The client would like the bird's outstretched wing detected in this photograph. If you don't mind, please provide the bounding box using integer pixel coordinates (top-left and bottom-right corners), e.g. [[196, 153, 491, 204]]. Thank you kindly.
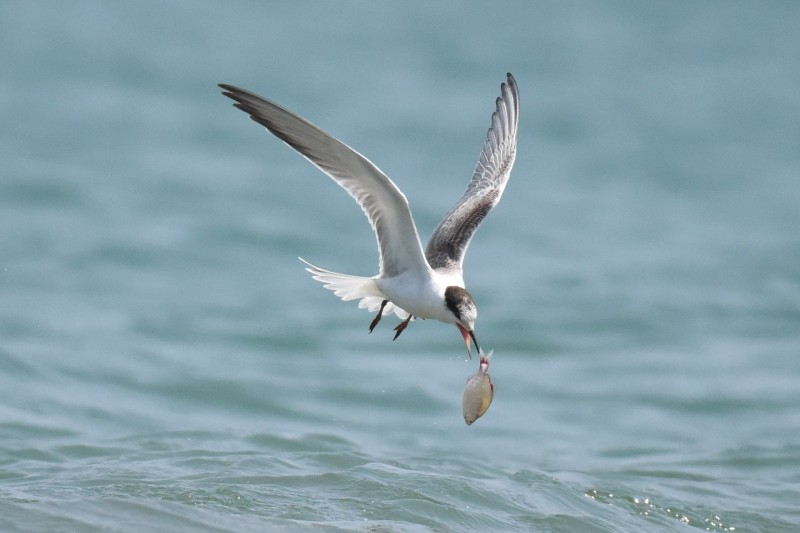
[[425, 73, 519, 273], [220, 84, 429, 278]]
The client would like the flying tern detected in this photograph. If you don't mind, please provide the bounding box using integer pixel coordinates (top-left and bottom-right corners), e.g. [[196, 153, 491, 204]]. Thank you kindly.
[[220, 73, 519, 356]]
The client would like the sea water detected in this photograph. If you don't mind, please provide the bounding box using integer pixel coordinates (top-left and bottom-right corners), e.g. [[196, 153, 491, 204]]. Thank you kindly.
[[2, 2, 799, 531]]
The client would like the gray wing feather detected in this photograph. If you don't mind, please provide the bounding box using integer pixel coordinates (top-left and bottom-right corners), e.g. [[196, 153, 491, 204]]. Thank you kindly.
[[220, 84, 429, 278], [425, 73, 520, 272]]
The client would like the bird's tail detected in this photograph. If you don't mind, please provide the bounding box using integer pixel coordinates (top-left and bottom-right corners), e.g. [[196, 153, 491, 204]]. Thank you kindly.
[[299, 258, 409, 319]]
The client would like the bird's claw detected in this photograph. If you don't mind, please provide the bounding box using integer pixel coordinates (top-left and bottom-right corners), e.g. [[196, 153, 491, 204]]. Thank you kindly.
[[392, 315, 413, 340]]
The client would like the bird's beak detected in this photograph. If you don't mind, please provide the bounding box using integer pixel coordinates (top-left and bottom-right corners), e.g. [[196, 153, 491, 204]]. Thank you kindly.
[[457, 324, 480, 359]]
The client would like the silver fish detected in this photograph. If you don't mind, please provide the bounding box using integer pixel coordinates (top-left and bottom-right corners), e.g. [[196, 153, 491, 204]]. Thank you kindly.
[[462, 350, 494, 425]]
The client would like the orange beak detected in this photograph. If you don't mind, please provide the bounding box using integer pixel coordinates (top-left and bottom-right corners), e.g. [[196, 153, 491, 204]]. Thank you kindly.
[[457, 324, 480, 359]]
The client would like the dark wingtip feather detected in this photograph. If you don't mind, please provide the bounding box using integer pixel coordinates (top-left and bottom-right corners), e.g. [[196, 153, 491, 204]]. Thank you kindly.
[[219, 84, 261, 108], [218, 83, 240, 98]]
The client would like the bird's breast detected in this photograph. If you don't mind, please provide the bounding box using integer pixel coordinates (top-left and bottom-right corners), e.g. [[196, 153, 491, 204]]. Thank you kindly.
[[376, 271, 459, 323]]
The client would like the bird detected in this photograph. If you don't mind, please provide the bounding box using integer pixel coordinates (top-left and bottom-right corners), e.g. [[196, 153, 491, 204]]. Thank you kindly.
[[219, 73, 519, 357]]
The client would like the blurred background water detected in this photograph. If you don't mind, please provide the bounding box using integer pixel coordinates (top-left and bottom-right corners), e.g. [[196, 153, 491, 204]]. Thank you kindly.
[[1, 1, 799, 531]]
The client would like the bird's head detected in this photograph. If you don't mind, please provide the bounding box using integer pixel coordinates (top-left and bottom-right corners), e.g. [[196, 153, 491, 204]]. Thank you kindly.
[[444, 286, 480, 358]]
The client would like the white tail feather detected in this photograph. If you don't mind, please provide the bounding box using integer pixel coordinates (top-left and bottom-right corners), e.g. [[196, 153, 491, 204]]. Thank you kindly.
[[299, 258, 408, 318]]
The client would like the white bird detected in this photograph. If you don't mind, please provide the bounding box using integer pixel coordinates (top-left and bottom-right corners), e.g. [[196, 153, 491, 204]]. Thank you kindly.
[[220, 73, 519, 357]]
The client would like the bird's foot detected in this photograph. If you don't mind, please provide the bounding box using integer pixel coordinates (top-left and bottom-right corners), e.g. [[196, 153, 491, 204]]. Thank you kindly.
[[368, 299, 389, 333], [393, 315, 413, 341]]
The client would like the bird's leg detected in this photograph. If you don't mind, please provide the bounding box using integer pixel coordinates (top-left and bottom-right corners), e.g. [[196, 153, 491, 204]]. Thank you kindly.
[[393, 315, 413, 341], [368, 299, 389, 333]]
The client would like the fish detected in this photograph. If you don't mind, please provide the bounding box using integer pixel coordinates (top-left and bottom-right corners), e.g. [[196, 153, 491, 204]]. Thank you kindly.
[[462, 350, 494, 425]]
